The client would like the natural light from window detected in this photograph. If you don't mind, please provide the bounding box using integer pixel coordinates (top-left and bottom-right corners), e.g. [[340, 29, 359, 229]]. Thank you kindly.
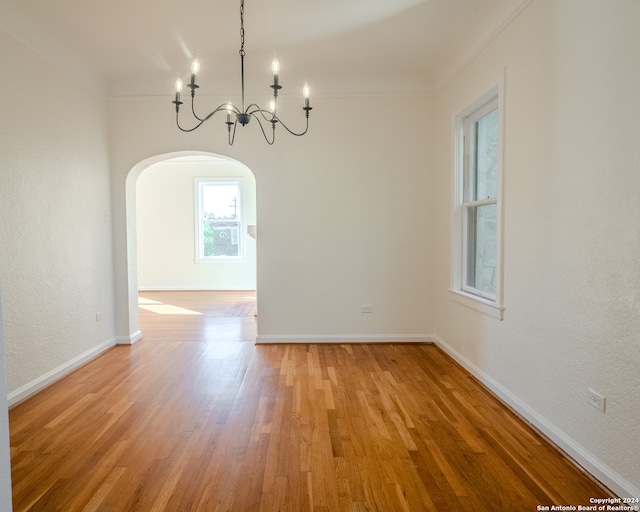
[[138, 296, 202, 315]]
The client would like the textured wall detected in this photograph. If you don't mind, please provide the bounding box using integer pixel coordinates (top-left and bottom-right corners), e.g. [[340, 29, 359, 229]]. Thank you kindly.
[[0, 29, 116, 396], [431, 0, 640, 496], [108, 94, 434, 342], [0, 291, 12, 510]]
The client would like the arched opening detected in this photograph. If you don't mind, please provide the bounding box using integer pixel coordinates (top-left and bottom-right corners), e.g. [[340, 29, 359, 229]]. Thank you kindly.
[[124, 150, 257, 343]]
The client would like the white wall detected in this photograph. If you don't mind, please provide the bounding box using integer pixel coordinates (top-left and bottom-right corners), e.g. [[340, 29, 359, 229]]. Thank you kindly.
[[0, 28, 116, 401], [0, 291, 12, 511], [136, 157, 257, 290], [109, 94, 434, 343], [432, 0, 640, 496]]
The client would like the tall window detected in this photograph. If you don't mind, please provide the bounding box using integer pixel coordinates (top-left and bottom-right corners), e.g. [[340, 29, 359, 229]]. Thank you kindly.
[[455, 91, 503, 315], [195, 179, 242, 260]]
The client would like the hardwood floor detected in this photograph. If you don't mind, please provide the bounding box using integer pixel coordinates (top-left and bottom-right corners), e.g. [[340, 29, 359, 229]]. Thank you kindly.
[[10, 291, 613, 511]]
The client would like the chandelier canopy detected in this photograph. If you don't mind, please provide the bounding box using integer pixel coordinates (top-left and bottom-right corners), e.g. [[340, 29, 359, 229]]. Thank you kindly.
[[172, 0, 312, 145]]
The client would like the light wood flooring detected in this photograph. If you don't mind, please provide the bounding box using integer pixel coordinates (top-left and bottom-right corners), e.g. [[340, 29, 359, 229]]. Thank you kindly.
[[9, 291, 614, 511]]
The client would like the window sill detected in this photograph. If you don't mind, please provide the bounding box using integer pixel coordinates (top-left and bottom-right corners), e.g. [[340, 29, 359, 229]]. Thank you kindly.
[[449, 289, 504, 320], [195, 257, 244, 264]]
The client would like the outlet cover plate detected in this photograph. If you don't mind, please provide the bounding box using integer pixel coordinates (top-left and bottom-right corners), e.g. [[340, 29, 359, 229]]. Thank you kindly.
[[588, 389, 606, 412]]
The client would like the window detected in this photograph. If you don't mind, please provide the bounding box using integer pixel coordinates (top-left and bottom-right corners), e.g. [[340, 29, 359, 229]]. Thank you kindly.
[[453, 90, 503, 317], [195, 179, 242, 261]]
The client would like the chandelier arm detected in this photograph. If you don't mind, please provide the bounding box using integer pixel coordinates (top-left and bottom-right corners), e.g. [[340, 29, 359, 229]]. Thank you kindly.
[[246, 104, 279, 123], [228, 120, 239, 145], [190, 96, 222, 123], [190, 94, 206, 122], [273, 114, 310, 137], [205, 104, 237, 122], [176, 111, 209, 133], [178, 103, 238, 132], [248, 112, 276, 145]]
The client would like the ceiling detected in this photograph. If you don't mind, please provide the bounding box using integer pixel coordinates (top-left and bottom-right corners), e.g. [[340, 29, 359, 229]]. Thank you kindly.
[[0, 0, 530, 98]]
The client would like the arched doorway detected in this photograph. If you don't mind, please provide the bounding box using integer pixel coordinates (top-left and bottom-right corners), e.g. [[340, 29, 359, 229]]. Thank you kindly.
[[124, 151, 257, 343]]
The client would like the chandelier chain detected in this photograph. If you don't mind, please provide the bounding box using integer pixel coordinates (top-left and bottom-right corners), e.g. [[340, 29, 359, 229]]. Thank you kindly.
[[239, 0, 245, 57]]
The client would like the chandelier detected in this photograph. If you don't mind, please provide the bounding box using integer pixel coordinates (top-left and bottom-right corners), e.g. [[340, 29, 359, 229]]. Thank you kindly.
[[172, 0, 312, 145]]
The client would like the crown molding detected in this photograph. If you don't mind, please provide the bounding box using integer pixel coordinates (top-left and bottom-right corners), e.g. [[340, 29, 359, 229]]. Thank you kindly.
[[433, 0, 536, 95]]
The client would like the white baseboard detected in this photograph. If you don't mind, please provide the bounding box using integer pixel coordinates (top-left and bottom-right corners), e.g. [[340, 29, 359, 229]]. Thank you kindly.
[[8, 337, 117, 407], [138, 287, 256, 292], [256, 333, 435, 344], [433, 334, 640, 499], [116, 330, 142, 345]]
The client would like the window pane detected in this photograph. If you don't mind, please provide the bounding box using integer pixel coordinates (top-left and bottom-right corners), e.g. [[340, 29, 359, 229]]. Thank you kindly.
[[204, 222, 239, 257], [474, 109, 498, 200], [201, 182, 240, 258], [466, 203, 497, 295], [202, 184, 239, 219]]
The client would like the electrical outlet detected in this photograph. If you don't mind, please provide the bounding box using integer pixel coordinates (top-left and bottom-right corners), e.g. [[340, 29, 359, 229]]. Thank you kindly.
[[96, 311, 103, 322], [361, 304, 374, 314], [588, 389, 606, 412]]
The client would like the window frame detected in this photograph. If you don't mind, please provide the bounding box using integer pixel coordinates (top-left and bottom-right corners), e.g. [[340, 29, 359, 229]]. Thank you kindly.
[[194, 177, 244, 263], [452, 86, 505, 319]]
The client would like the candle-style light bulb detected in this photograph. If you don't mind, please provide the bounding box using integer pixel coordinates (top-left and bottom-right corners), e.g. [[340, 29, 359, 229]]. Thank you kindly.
[[303, 81, 310, 109], [269, 98, 276, 114], [271, 54, 280, 88], [175, 75, 183, 102], [226, 102, 233, 123], [191, 55, 200, 76], [190, 55, 200, 89]]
